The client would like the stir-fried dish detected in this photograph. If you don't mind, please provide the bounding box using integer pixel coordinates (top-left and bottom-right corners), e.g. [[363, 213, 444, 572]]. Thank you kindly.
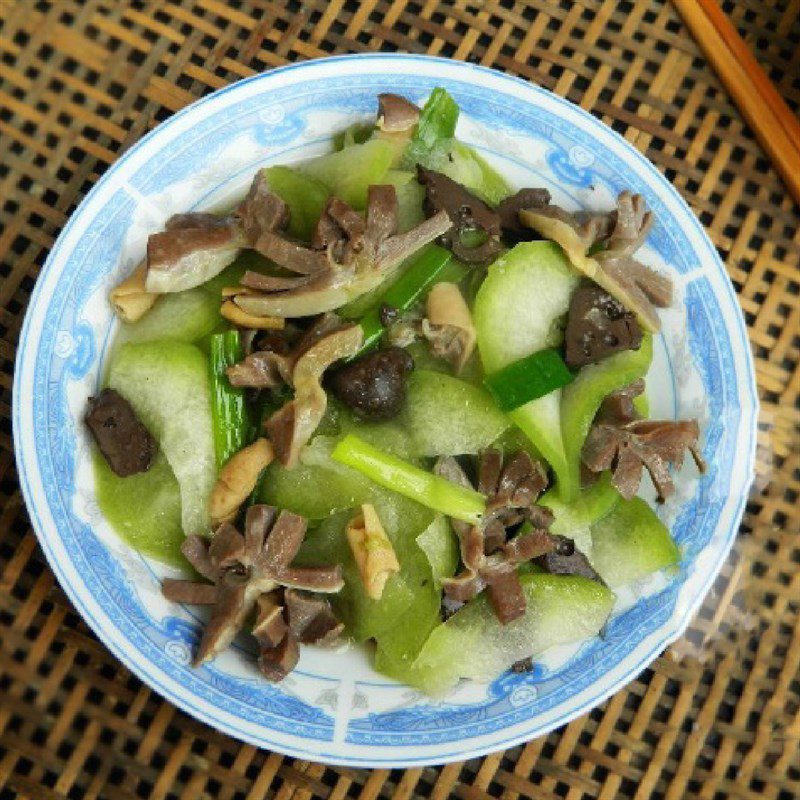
[[86, 89, 705, 694]]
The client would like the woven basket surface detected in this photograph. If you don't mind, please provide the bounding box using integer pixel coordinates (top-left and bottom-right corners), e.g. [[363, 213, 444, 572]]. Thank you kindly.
[[0, 1, 798, 798]]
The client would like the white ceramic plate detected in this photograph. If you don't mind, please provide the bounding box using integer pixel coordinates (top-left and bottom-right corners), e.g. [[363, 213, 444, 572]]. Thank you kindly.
[[13, 54, 757, 766]]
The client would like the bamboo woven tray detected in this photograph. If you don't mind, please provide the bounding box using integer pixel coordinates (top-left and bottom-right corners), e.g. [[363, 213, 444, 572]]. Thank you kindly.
[[0, 1, 797, 798]]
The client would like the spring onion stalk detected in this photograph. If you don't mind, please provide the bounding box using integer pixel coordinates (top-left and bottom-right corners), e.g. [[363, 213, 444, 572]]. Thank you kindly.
[[484, 348, 574, 412], [209, 330, 249, 468], [355, 244, 454, 356], [331, 435, 486, 523], [246, 386, 293, 506]]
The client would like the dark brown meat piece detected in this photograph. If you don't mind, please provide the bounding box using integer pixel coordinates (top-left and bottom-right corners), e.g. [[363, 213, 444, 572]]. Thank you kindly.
[[147, 218, 241, 279], [181, 535, 218, 581], [162, 505, 343, 677], [311, 196, 367, 264], [595, 379, 645, 426], [209, 522, 248, 573], [326, 197, 367, 242], [365, 185, 400, 252], [233, 209, 449, 320], [598, 191, 654, 259], [240, 270, 315, 292], [259, 511, 308, 571], [528, 505, 555, 531], [511, 656, 534, 673], [284, 589, 343, 645], [244, 504, 276, 560], [437, 449, 557, 624], [504, 529, 560, 562], [416, 166, 503, 265], [194, 582, 250, 665], [224, 324, 304, 389], [85, 389, 156, 477], [377, 93, 420, 132], [166, 212, 233, 231], [264, 316, 364, 467], [519, 192, 673, 333], [252, 593, 288, 649], [258, 631, 300, 682], [537, 540, 605, 584], [236, 172, 290, 244], [226, 350, 292, 389], [477, 448, 503, 495], [417, 166, 501, 236], [251, 231, 332, 275], [251, 329, 298, 356], [583, 418, 705, 502], [161, 579, 218, 605], [564, 284, 643, 369], [496, 188, 551, 242], [328, 347, 414, 421], [485, 564, 527, 624], [312, 203, 345, 251], [616, 258, 673, 308], [481, 450, 549, 543]]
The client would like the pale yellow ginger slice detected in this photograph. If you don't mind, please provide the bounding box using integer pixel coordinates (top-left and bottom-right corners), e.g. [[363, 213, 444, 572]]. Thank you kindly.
[[346, 504, 400, 601], [110, 262, 156, 322], [423, 282, 477, 373], [220, 285, 260, 299], [220, 299, 285, 330], [210, 438, 274, 525]]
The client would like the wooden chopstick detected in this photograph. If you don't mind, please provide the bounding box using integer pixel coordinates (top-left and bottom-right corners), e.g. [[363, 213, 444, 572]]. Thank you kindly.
[[672, 0, 800, 205]]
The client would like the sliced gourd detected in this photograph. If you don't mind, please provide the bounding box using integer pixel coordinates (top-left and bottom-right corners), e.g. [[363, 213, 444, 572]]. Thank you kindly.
[[258, 460, 377, 519], [299, 139, 395, 210], [415, 513, 459, 589], [491, 425, 544, 463], [412, 574, 615, 694], [116, 287, 219, 346], [295, 512, 416, 641], [633, 389, 649, 418], [334, 123, 376, 151], [539, 472, 620, 556], [336, 415, 414, 459], [401, 370, 510, 457], [333, 370, 508, 459], [384, 169, 425, 232], [444, 141, 511, 206], [374, 514, 458, 682], [107, 341, 215, 537], [263, 165, 330, 241], [590, 497, 680, 587], [475, 241, 580, 490], [411, 139, 511, 207], [93, 451, 185, 567]]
